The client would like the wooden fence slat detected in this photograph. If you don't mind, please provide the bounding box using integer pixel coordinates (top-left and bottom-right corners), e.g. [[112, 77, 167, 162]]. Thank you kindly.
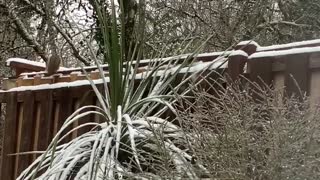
[[36, 90, 54, 154], [52, 102, 60, 137], [69, 86, 96, 137], [72, 100, 80, 139], [15, 91, 35, 177], [77, 92, 96, 136], [94, 98, 102, 124], [14, 102, 23, 179], [284, 54, 310, 99], [0, 92, 18, 180], [246, 57, 274, 102], [32, 102, 41, 162], [248, 57, 273, 87], [91, 84, 105, 123], [57, 88, 74, 143]]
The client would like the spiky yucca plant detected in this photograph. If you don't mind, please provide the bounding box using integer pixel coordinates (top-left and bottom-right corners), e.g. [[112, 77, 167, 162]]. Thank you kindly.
[[17, 0, 226, 179]]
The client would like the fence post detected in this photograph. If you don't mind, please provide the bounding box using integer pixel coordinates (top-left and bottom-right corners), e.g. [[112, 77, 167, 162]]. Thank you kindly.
[[227, 54, 248, 81], [228, 41, 258, 81]]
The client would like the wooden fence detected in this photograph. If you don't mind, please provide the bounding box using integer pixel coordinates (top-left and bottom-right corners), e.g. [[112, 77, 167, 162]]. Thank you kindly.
[[1, 39, 320, 179], [231, 39, 320, 106], [0, 85, 103, 180]]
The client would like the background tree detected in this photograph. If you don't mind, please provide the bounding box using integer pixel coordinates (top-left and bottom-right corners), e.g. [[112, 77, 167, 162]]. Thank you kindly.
[[1, 0, 320, 74], [143, 0, 320, 55]]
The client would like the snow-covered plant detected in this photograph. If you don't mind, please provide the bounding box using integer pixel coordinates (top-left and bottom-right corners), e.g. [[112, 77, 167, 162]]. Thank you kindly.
[[17, 0, 226, 179]]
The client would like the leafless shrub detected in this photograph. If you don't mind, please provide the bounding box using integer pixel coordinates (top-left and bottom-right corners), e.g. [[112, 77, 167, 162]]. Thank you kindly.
[[175, 78, 320, 179]]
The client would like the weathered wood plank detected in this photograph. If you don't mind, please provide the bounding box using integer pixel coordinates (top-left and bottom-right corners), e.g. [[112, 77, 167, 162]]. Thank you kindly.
[[247, 57, 273, 101], [248, 57, 273, 87], [69, 86, 96, 137], [15, 91, 35, 177], [32, 102, 41, 162], [0, 92, 18, 180], [77, 92, 96, 136], [284, 54, 310, 99], [35, 90, 54, 157], [71, 100, 80, 139], [57, 88, 74, 144]]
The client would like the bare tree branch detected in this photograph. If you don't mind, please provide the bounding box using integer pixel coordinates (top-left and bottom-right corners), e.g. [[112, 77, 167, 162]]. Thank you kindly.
[[4, 3, 48, 62], [257, 21, 312, 29], [18, 0, 90, 65]]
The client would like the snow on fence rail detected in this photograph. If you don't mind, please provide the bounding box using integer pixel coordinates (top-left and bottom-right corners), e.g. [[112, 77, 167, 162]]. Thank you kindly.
[[2, 39, 320, 179], [1, 51, 243, 90]]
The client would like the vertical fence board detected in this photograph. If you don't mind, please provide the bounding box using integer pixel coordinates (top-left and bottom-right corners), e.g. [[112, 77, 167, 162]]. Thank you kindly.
[[248, 57, 273, 86], [71, 100, 80, 139], [52, 102, 60, 137], [94, 84, 106, 124], [70, 86, 96, 136], [36, 90, 54, 155], [32, 102, 41, 161], [14, 101, 23, 179], [94, 97, 104, 124], [0, 92, 17, 180], [285, 54, 310, 99], [16, 91, 35, 176], [77, 92, 95, 136], [57, 88, 74, 143], [248, 57, 273, 101]]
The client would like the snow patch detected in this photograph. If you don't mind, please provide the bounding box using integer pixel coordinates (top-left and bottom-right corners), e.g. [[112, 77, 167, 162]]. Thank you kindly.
[[4, 78, 109, 92], [134, 58, 228, 79], [258, 39, 320, 51], [134, 50, 246, 66], [6, 58, 46, 67], [249, 46, 320, 59], [188, 50, 248, 58], [62, 64, 108, 72], [237, 40, 260, 47], [229, 50, 248, 57], [178, 58, 228, 73], [6, 58, 70, 70], [20, 71, 46, 76], [59, 67, 70, 70]]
